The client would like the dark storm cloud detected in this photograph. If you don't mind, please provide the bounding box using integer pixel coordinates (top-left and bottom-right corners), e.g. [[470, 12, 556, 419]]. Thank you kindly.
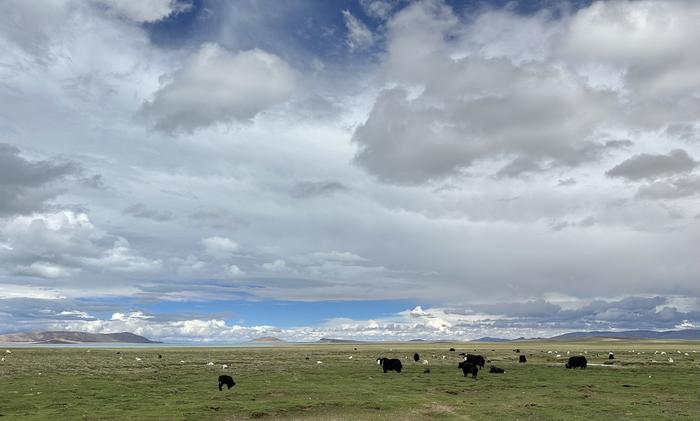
[[0, 143, 78, 215], [606, 149, 697, 181]]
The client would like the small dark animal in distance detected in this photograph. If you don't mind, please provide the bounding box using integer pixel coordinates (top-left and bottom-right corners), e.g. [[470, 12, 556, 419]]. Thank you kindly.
[[413, 353, 420, 362], [566, 355, 587, 369], [514, 349, 520, 353], [489, 365, 505, 373], [519, 355, 527, 363], [608, 352, 614, 360], [377, 357, 402, 373], [458, 361, 478, 378], [424, 369, 431, 373], [449, 348, 455, 352], [158, 354, 162, 359], [218, 375, 236, 391], [458, 352, 467, 356]]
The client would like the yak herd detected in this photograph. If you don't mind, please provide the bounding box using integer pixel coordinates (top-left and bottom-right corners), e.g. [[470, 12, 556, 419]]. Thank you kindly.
[[218, 348, 592, 391], [372, 349, 588, 381]]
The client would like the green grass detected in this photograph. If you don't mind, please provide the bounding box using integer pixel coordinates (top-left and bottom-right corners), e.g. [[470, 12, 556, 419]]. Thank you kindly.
[[1, 341, 699, 420]]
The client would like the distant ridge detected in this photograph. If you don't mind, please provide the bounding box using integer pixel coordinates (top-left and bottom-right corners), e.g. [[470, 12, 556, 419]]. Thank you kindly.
[[551, 329, 700, 340], [0, 331, 158, 344], [248, 336, 287, 343], [318, 338, 365, 344], [473, 337, 511, 342]]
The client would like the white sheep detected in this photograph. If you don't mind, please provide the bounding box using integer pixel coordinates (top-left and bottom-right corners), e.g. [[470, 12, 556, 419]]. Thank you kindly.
[[677, 350, 682, 354], [207, 362, 214, 366], [1, 357, 4, 362], [180, 360, 185, 363], [441, 355, 446, 359], [348, 356, 353, 359], [135, 357, 142, 361], [668, 357, 674, 363], [661, 351, 666, 355], [684, 353, 689, 356], [5, 350, 10, 354], [222, 364, 228, 369], [556, 354, 562, 358], [422, 359, 429, 365], [316, 361, 323, 364], [547, 351, 552, 354]]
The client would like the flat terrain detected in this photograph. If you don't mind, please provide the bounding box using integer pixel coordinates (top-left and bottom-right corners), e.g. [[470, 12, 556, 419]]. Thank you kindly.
[[1, 340, 699, 420]]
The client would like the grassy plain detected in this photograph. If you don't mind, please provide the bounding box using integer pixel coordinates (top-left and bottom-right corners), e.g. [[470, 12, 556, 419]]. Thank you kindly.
[[0, 340, 698, 420]]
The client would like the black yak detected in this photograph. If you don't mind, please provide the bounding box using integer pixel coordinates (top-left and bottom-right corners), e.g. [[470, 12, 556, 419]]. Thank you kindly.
[[218, 375, 236, 391], [377, 357, 402, 373], [489, 365, 505, 373], [413, 353, 420, 362], [565, 355, 587, 369], [608, 352, 614, 360], [465, 354, 486, 368], [519, 355, 527, 363], [449, 348, 456, 352], [458, 361, 478, 378]]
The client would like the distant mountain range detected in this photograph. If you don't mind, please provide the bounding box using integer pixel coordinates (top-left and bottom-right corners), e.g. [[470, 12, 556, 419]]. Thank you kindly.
[[473, 337, 512, 342], [2, 329, 698, 345], [0, 331, 158, 344], [550, 329, 700, 340]]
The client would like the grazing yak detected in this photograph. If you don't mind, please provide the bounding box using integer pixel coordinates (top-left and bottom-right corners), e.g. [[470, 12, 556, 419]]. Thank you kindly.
[[449, 348, 456, 352], [413, 353, 420, 362], [608, 352, 615, 360], [565, 355, 587, 369], [489, 366, 505, 373], [218, 375, 236, 391], [377, 357, 403, 373], [519, 355, 527, 363], [465, 354, 486, 368], [458, 361, 478, 378]]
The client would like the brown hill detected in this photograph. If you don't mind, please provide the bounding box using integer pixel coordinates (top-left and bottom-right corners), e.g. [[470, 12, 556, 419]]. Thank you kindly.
[[0, 331, 158, 344]]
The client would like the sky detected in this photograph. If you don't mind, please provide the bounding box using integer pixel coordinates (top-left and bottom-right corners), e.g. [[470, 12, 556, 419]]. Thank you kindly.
[[1, 0, 699, 343]]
